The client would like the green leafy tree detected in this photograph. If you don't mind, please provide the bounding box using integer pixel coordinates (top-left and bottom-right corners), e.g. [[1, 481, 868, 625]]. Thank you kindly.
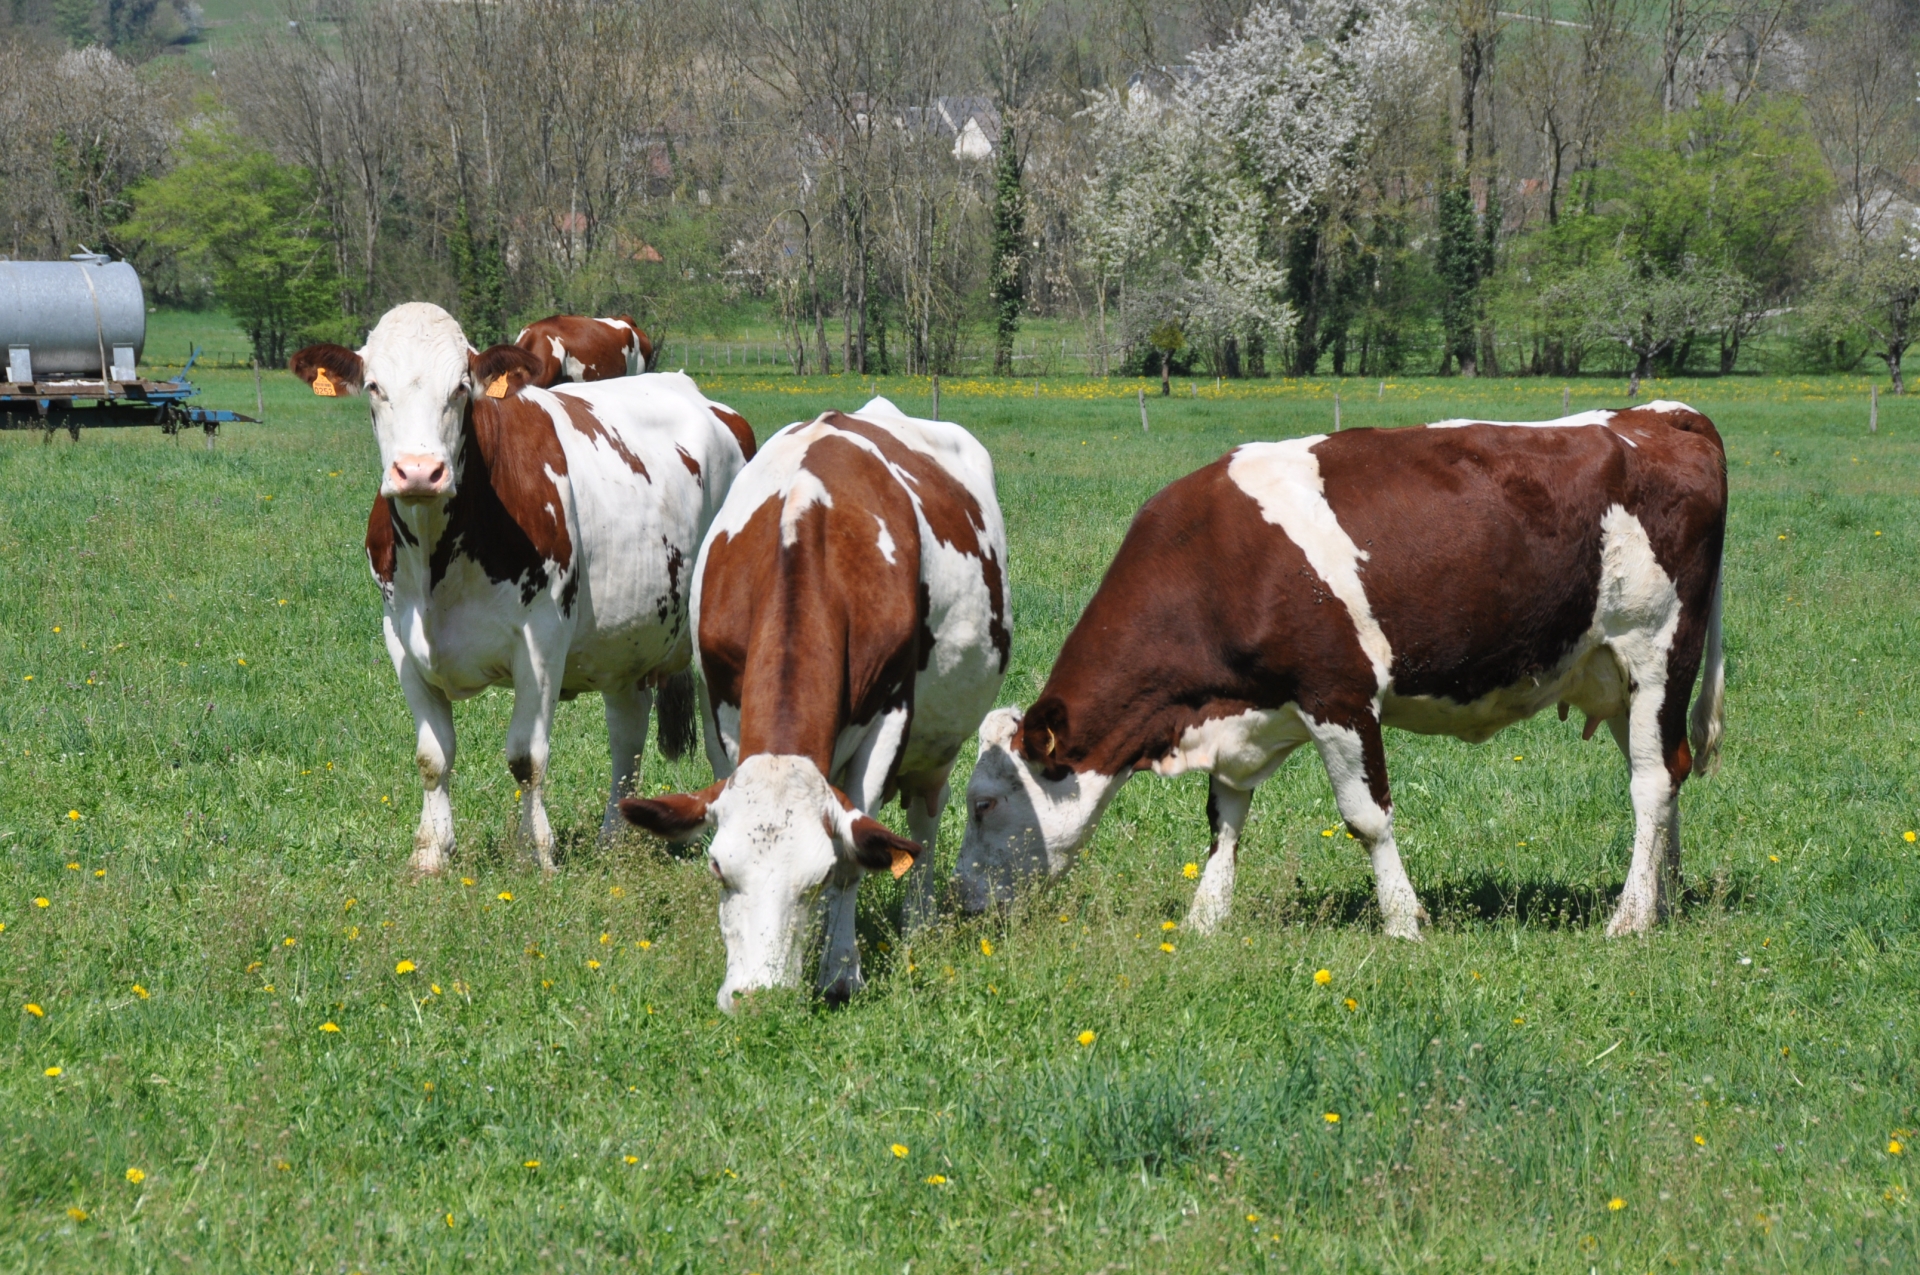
[[989, 124, 1026, 376], [121, 123, 342, 366]]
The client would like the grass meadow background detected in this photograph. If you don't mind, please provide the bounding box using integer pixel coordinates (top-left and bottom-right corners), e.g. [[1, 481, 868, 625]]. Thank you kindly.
[[0, 347, 1915, 1271]]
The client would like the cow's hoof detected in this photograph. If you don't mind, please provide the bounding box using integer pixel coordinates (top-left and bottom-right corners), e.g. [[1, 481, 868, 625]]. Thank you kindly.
[[819, 975, 863, 1007], [1382, 913, 1424, 941], [408, 848, 451, 876]]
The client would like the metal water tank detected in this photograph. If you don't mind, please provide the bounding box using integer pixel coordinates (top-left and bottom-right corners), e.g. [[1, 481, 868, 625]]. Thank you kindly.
[[0, 253, 146, 382]]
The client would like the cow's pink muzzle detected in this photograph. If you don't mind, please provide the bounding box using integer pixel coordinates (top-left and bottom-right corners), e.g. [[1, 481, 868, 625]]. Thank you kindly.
[[386, 454, 453, 502]]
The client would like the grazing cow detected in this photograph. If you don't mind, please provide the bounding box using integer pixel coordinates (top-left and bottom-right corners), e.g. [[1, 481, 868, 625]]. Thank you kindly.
[[955, 401, 1726, 940], [514, 314, 653, 386], [289, 302, 756, 872], [619, 397, 1011, 1009]]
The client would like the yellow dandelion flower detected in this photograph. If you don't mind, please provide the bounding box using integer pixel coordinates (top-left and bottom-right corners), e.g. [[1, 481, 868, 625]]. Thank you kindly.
[[1324, 1112, 1340, 1124], [1161, 920, 1177, 931], [33, 897, 49, 908], [262, 984, 274, 993], [460, 877, 474, 886], [979, 938, 993, 957], [587, 959, 601, 970], [1769, 854, 1780, 862], [65, 862, 78, 870], [43, 1066, 61, 1077], [497, 891, 513, 902], [430, 983, 441, 995], [1694, 1134, 1705, 1145], [132, 984, 148, 999], [1077, 1030, 1097, 1046], [282, 937, 296, 947], [925, 1174, 947, 1185], [319, 1021, 340, 1033], [1182, 862, 1199, 879], [67, 1207, 87, 1221], [1906, 832, 1917, 843], [1891, 1139, 1905, 1156], [1608, 1197, 1625, 1211], [599, 932, 611, 945], [1344, 997, 1358, 1011], [395, 960, 415, 974], [891, 1143, 909, 1158], [1512, 755, 1523, 762], [524, 1160, 540, 1169], [24, 1003, 44, 1017], [1246, 1213, 1260, 1223], [93, 868, 104, 878], [1160, 942, 1175, 953], [124, 1168, 145, 1185], [610, 885, 626, 897], [275, 1160, 291, 1171], [624, 1155, 638, 1165], [1513, 1016, 1526, 1025], [1321, 829, 1334, 837], [1314, 969, 1331, 985], [637, 939, 652, 950]]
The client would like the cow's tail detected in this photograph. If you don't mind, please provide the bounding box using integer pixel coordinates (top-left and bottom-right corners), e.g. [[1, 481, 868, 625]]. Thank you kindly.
[[656, 669, 699, 761], [1688, 564, 1725, 778]]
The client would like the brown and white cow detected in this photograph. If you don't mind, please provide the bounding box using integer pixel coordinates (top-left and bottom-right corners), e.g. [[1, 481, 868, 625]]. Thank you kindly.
[[290, 302, 755, 872], [620, 397, 1011, 1009], [514, 314, 653, 386], [955, 401, 1727, 940]]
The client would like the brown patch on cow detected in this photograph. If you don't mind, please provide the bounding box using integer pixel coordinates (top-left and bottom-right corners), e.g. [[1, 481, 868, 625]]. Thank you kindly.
[[821, 412, 1010, 671], [514, 315, 645, 387], [697, 435, 923, 776], [1022, 419, 1726, 806], [289, 344, 364, 395], [676, 445, 702, 478], [424, 393, 574, 607], [469, 344, 543, 398], [621, 781, 724, 841], [365, 495, 403, 586], [554, 394, 649, 481], [709, 404, 757, 462]]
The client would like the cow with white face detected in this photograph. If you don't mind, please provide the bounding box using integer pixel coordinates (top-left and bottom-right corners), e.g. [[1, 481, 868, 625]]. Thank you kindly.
[[620, 398, 1011, 1010], [290, 302, 756, 872], [956, 402, 1728, 940]]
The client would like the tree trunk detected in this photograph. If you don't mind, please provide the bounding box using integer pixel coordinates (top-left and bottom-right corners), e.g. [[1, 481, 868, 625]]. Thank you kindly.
[[1888, 344, 1908, 395], [1629, 350, 1650, 397], [1161, 351, 1170, 396]]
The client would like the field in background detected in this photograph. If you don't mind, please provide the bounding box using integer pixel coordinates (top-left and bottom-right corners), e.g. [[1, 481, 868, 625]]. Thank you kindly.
[[0, 370, 1914, 1271]]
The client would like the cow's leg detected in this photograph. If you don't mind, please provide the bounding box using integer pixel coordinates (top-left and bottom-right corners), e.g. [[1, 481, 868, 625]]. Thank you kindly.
[[1187, 777, 1253, 934], [399, 661, 457, 874], [505, 639, 566, 872], [1604, 685, 1688, 937], [818, 707, 910, 1003], [599, 681, 654, 844], [900, 774, 951, 933], [1308, 712, 1423, 939]]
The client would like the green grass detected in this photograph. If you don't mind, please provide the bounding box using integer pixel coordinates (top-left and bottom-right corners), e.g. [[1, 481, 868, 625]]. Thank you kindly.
[[0, 369, 1915, 1271]]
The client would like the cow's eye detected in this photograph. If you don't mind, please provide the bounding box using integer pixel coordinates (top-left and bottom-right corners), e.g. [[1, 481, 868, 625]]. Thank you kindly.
[[973, 797, 997, 822]]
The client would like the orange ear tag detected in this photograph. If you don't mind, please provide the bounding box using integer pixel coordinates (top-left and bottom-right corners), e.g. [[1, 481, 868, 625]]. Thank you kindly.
[[486, 375, 510, 399], [312, 369, 336, 397], [889, 846, 915, 879]]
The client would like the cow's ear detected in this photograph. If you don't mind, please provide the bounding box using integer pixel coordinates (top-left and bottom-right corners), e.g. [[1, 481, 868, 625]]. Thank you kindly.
[[1020, 696, 1072, 776], [289, 344, 364, 397], [619, 781, 722, 843], [979, 706, 1024, 751], [843, 814, 923, 879], [469, 343, 544, 399]]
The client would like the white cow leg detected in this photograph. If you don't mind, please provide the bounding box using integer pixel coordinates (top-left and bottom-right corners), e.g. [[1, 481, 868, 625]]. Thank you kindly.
[[1187, 777, 1252, 935], [506, 647, 564, 872], [901, 778, 950, 934], [1605, 690, 1680, 937], [1309, 712, 1422, 940], [400, 664, 457, 874], [816, 866, 864, 1005], [600, 681, 654, 844]]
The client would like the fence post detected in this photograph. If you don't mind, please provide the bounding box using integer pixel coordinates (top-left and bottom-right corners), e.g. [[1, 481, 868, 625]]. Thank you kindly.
[[931, 375, 939, 421], [1870, 384, 1879, 434], [1563, 385, 1570, 413], [1138, 386, 1149, 434], [1378, 379, 1384, 399], [253, 358, 263, 422], [1334, 389, 1342, 431]]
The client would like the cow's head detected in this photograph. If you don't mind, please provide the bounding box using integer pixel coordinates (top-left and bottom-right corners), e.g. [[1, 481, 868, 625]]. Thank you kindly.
[[619, 754, 920, 1011], [953, 704, 1121, 913], [290, 303, 541, 505]]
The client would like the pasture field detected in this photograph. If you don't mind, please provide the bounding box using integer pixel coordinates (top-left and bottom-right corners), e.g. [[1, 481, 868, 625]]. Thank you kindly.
[[0, 368, 1914, 1272]]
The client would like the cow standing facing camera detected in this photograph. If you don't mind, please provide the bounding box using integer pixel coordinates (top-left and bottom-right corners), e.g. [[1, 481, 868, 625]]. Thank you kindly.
[[514, 314, 652, 386], [956, 402, 1727, 940], [620, 398, 1011, 1011], [290, 302, 755, 873]]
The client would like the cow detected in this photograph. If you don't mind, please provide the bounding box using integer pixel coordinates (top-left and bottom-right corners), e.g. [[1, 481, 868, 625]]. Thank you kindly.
[[289, 302, 756, 873], [618, 397, 1012, 1010], [514, 314, 653, 386], [954, 401, 1727, 941]]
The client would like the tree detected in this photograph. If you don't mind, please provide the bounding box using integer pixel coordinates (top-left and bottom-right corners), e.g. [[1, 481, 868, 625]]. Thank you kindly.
[[1549, 257, 1744, 395], [1812, 232, 1920, 394], [121, 124, 342, 365], [989, 124, 1026, 374]]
